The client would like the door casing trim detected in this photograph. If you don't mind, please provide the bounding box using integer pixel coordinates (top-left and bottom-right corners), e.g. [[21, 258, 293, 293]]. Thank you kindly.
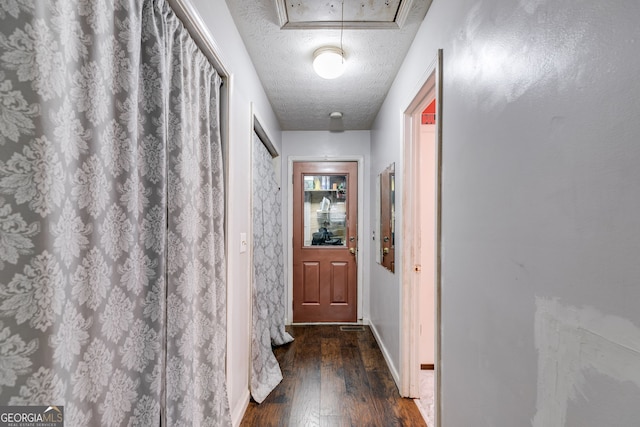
[[400, 49, 443, 427], [286, 155, 365, 324]]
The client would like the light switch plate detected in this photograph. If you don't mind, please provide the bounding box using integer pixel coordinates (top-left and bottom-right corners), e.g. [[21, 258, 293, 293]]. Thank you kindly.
[[240, 233, 247, 253]]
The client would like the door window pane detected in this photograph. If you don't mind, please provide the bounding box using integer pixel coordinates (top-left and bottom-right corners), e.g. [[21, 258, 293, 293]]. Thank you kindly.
[[303, 174, 347, 247]]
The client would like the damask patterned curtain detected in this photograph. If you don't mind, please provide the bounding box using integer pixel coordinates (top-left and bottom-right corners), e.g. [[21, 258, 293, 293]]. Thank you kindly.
[[0, 0, 230, 425], [250, 131, 293, 403]]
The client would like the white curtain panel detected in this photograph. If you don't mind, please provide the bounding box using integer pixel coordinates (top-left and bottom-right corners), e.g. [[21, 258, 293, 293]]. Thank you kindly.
[[250, 131, 293, 403], [0, 0, 230, 425]]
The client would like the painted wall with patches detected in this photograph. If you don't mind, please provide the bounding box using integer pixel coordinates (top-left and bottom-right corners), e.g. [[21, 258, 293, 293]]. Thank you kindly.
[[370, 0, 640, 424]]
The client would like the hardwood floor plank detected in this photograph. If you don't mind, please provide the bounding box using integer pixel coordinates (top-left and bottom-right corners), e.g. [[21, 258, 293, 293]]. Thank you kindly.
[[320, 415, 352, 427], [341, 339, 382, 426], [240, 325, 427, 427], [288, 325, 321, 427], [357, 330, 428, 427], [357, 328, 385, 371], [320, 337, 347, 417]]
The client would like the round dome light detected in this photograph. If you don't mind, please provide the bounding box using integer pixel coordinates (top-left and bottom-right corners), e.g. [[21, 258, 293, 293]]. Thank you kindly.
[[313, 47, 346, 79]]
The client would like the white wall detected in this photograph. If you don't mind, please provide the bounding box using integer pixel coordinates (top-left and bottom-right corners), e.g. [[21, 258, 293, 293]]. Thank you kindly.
[[371, 0, 640, 425], [185, 1, 282, 424], [282, 131, 372, 323], [368, 73, 405, 381]]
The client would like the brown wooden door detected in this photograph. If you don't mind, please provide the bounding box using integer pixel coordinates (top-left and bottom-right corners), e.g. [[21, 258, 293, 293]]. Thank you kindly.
[[292, 161, 358, 322]]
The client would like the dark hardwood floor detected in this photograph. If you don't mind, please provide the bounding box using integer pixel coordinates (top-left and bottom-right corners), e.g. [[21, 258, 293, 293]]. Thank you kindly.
[[240, 325, 427, 427]]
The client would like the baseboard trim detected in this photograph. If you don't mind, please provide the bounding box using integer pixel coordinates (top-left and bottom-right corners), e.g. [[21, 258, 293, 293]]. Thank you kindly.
[[368, 321, 400, 390], [231, 388, 250, 427], [421, 364, 434, 370]]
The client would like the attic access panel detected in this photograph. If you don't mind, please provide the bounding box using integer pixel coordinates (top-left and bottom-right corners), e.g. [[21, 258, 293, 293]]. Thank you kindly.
[[276, 0, 416, 29]]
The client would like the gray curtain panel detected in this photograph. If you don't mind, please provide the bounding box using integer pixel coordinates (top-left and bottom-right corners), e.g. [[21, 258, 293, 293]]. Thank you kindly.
[[0, 0, 230, 425], [250, 131, 293, 403]]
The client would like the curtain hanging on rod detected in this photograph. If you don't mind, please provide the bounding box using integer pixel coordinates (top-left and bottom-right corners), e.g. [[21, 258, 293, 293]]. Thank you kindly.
[[0, 0, 230, 424], [250, 131, 293, 403]]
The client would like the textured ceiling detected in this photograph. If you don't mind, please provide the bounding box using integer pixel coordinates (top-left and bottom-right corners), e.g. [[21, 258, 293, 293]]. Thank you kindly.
[[225, 0, 432, 131]]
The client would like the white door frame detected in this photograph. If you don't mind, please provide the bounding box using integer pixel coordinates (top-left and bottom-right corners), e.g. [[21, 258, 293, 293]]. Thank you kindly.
[[286, 155, 365, 324], [400, 49, 443, 426]]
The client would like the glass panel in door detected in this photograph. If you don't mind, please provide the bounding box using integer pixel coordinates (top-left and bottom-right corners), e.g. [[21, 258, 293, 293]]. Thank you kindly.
[[303, 174, 347, 247]]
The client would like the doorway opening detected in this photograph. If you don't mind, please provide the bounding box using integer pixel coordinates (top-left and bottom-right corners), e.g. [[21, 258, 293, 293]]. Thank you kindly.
[[400, 49, 443, 427]]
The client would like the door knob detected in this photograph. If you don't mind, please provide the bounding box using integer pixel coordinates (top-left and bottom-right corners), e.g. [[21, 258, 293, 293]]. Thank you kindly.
[[349, 247, 356, 254], [383, 247, 389, 255]]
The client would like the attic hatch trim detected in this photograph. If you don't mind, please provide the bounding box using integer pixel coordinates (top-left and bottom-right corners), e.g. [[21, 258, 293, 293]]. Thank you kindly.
[[275, 0, 415, 30]]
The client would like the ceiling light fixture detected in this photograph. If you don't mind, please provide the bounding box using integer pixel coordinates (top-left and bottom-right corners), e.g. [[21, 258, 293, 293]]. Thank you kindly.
[[313, 0, 346, 79], [313, 47, 346, 79]]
